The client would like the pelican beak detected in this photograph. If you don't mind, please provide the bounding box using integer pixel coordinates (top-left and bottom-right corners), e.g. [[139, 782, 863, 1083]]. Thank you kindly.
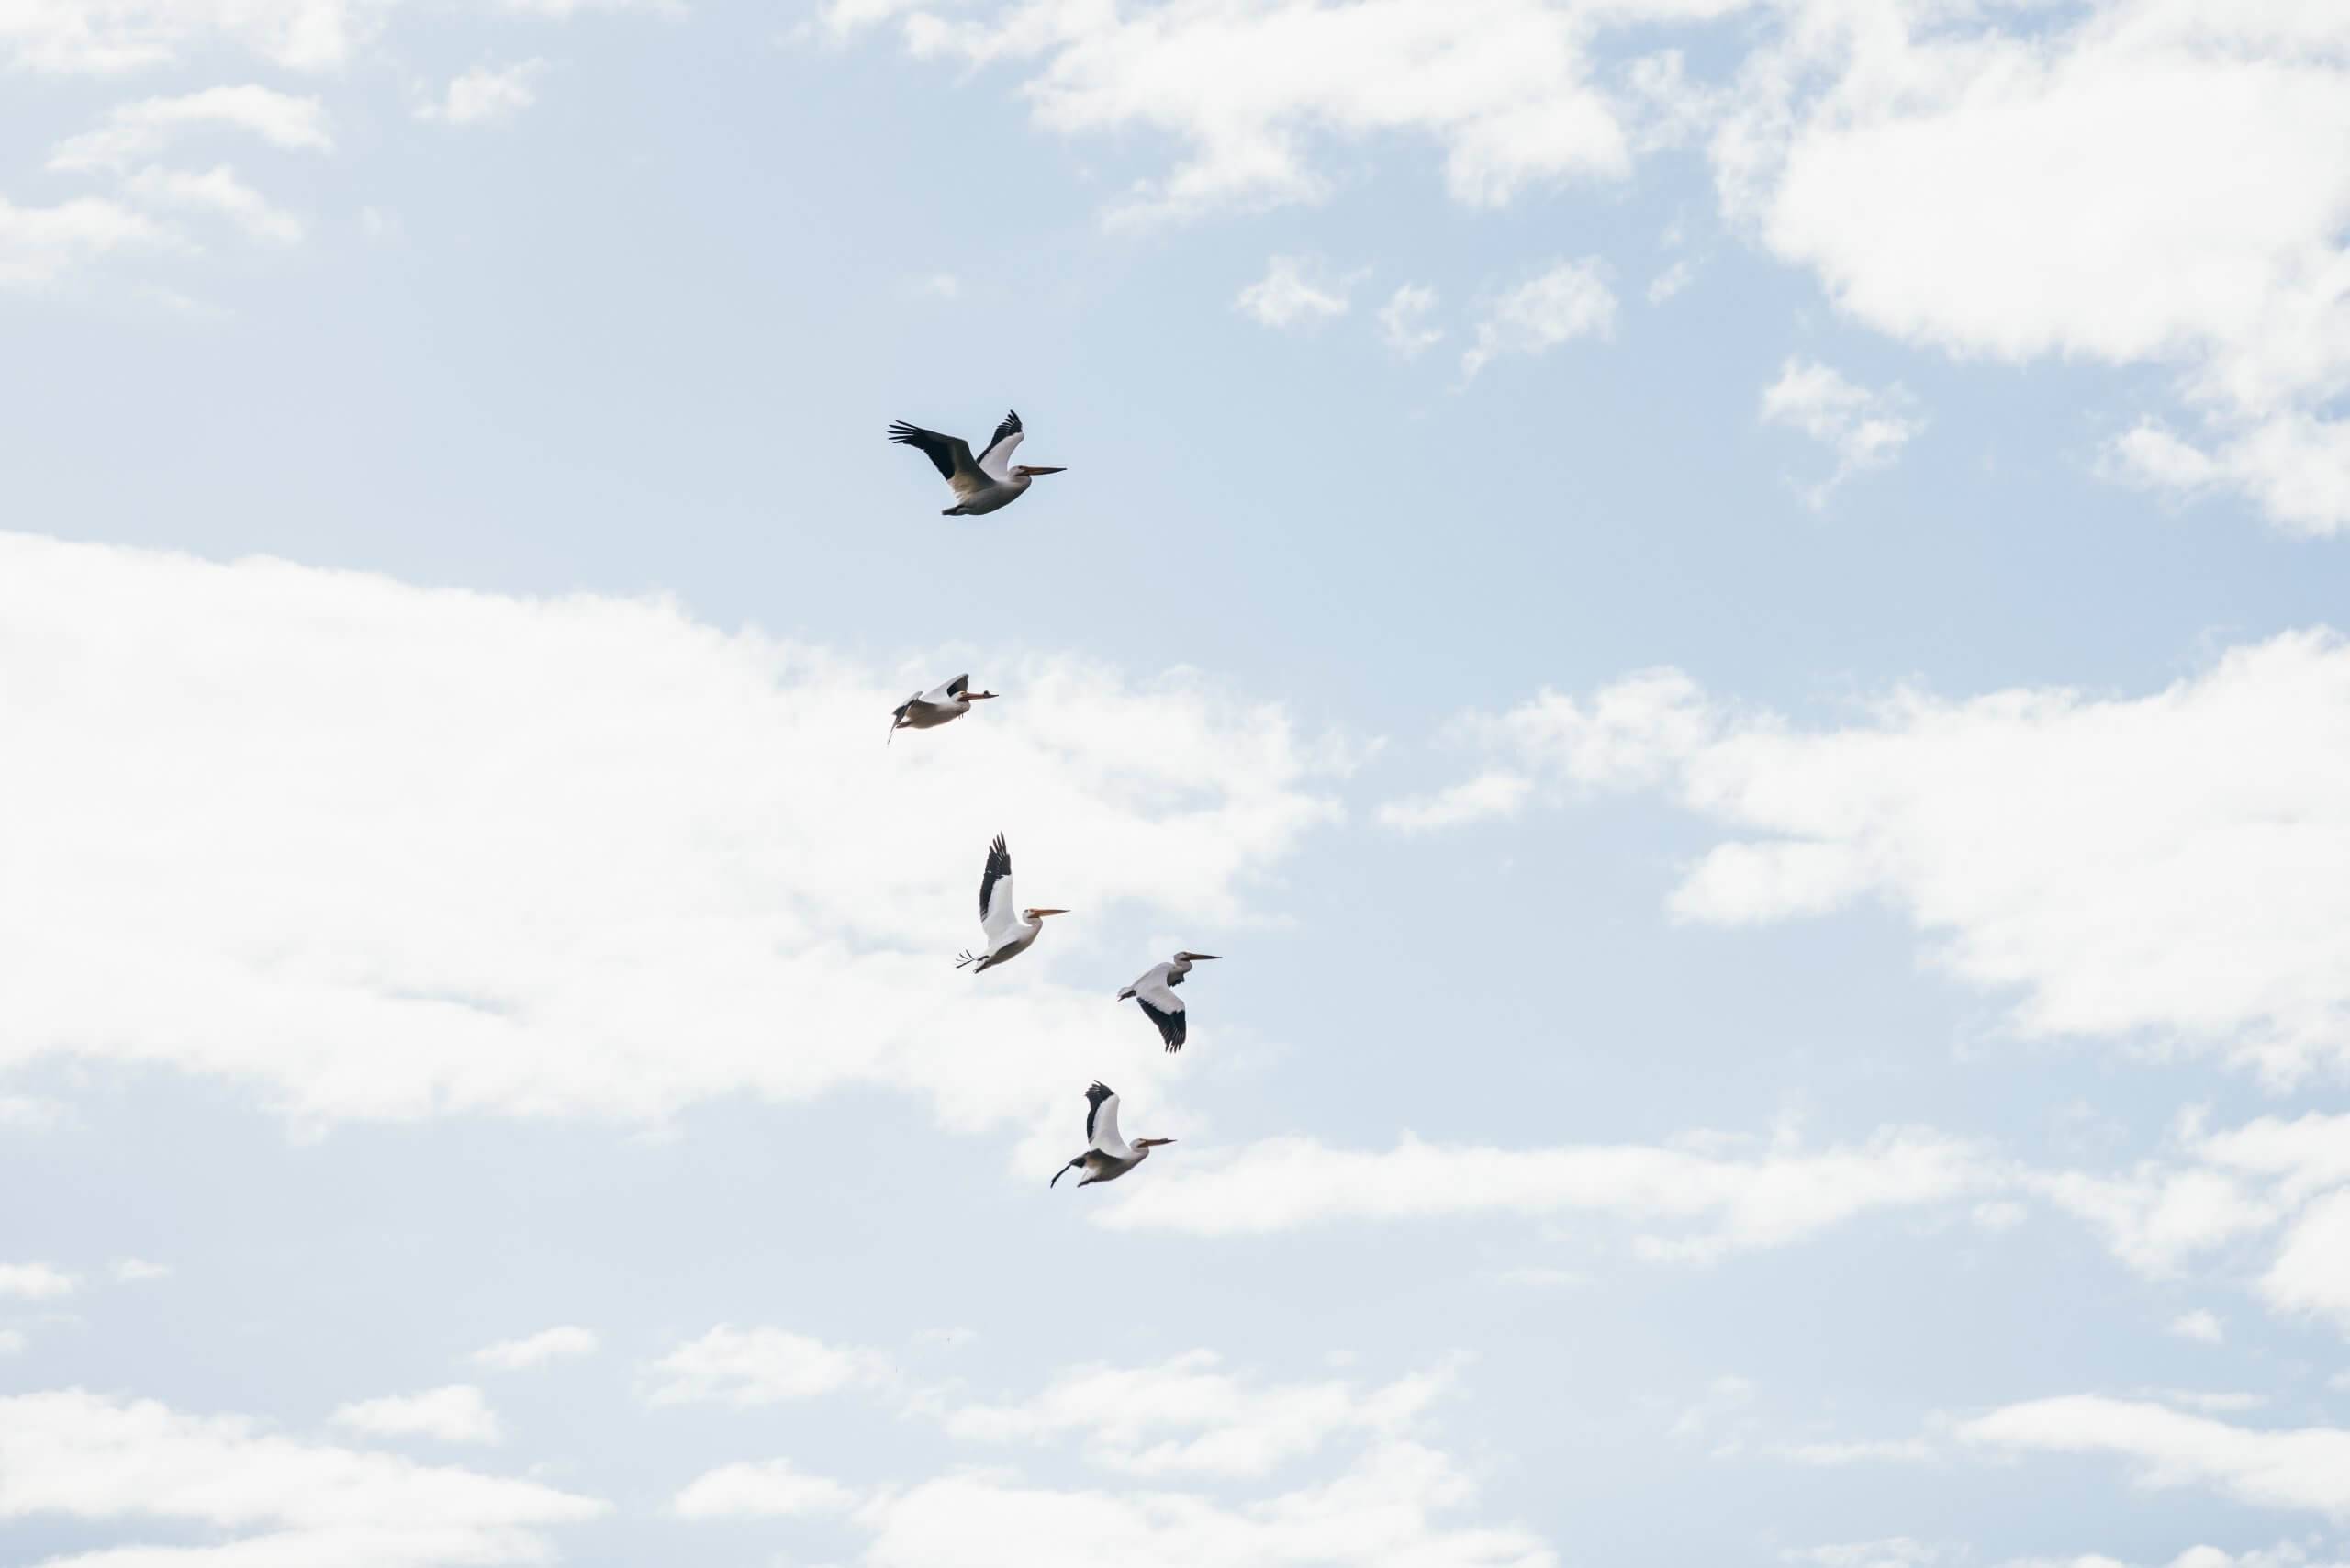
[[968, 690, 1000, 700], [1032, 908, 1069, 918], [1185, 953, 1221, 961], [1136, 1137, 1175, 1148], [1025, 465, 1066, 475]]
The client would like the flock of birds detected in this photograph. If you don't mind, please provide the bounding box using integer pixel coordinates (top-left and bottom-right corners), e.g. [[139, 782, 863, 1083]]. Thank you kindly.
[[889, 408, 1193, 1192]]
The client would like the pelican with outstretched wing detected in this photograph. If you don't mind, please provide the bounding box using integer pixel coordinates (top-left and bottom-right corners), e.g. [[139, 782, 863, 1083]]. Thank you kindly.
[[887, 409, 1065, 516], [1118, 952, 1221, 1052], [1050, 1081, 1174, 1188], [890, 673, 996, 743], [955, 834, 1068, 972]]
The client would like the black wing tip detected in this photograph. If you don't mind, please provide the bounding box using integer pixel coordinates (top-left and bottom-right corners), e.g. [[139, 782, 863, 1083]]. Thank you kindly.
[[947, 673, 970, 695], [1086, 1080, 1113, 1102]]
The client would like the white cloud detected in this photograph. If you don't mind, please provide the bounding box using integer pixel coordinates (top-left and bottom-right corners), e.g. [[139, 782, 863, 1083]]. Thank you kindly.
[[939, 1350, 1448, 1480], [330, 1385, 503, 1446], [2259, 1188, 2350, 1332], [1094, 1125, 1995, 1253], [1759, 356, 1922, 504], [2109, 413, 2350, 537], [469, 1325, 597, 1371], [0, 0, 366, 73], [123, 164, 303, 244], [2169, 1309, 2225, 1344], [1717, 1, 2350, 534], [50, 85, 332, 172], [112, 1257, 171, 1283], [673, 1458, 860, 1519], [0, 533, 1336, 1148], [1404, 634, 2350, 1081], [643, 1325, 892, 1406], [0, 1388, 602, 1564], [1460, 259, 1616, 380], [1377, 770, 1530, 833], [1236, 256, 1353, 329], [834, 0, 1664, 225], [1961, 1394, 2350, 1516], [0, 196, 176, 287], [1785, 1540, 1948, 1568], [0, 1262, 76, 1300], [1377, 284, 1444, 358], [1647, 258, 1695, 304], [419, 61, 550, 128], [856, 1439, 1554, 1568], [0, 1330, 24, 1356]]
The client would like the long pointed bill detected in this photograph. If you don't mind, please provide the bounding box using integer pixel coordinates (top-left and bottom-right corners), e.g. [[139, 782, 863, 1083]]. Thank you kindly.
[[1024, 466, 1066, 475], [1031, 908, 1069, 917], [1136, 1137, 1175, 1148]]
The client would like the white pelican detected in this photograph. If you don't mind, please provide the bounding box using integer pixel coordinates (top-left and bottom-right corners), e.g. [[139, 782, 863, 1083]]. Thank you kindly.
[[955, 834, 1067, 972], [1050, 1081, 1174, 1188], [1118, 952, 1221, 1053], [890, 673, 997, 743], [887, 410, 1065, 516]]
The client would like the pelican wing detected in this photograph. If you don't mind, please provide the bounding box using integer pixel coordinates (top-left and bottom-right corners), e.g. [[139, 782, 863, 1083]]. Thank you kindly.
[[1126, 964, 1188, 1051], [888, 420, 990, 502], [917, 673, 969, 706], [979, 834, 1018, 947], [975, 410, 1024, 481], [1084, 1081, 1124, 1151]]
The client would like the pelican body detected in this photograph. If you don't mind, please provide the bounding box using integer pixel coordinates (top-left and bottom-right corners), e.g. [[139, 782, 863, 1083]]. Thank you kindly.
[[890, 673, 996, 743], [1118, 952, 1220, 1052], [888, 410, 1065, 516], [1051, 1081, 1174, 1188], [955, 834, 1067, 972]]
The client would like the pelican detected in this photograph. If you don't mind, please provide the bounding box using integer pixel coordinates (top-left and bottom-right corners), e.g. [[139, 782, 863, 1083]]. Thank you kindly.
[[887, 409, 1065, 516], [890, 673, 996, 743], [1118, 952, 1221, 1053], [1050, 1081, 1174, 1188], [955, 834, 1067, 971]]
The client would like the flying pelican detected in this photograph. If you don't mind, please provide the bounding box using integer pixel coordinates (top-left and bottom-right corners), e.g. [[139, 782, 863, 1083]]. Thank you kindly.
[[1050, 1081, 1174, 1188], [890, 673, 997, 743], [887, 409, 1065, 516], [1118, 952, 1221, 1053], [955, 834, 1067, 971]]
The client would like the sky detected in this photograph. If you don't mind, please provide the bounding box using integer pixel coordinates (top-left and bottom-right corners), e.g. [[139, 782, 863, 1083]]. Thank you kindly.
[[5, 1, 2350, 1565]]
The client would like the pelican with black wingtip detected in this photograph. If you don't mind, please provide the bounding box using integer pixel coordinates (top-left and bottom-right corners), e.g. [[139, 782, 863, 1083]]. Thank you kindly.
[[1118, 951, 1221, 1053], [955, 834, 1068, 972], [887, 409, 1065, 516], [1050, 1081, 1175, 1189], [889, 673, 997, 743]]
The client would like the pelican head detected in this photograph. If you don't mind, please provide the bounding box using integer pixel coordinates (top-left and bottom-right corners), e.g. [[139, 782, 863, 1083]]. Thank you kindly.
[[1012, 465, 1066, 478], [1024, 907, 1069, 922]]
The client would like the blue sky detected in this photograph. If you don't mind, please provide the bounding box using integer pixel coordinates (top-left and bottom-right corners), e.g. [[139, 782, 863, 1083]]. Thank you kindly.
[[6, 3, 2350, 1567]]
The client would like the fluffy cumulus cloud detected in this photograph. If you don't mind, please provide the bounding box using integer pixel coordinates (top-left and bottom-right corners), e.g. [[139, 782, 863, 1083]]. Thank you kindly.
[[1961, 1395, 2350, 1517], [48, 85, 333, 172], [826, 0, 1697, 224], [0, 1389, 603, 1565], [1094, 1124, 1996, 1254], [1460, 258, 1616, 379], [418, 60, 550, 128], [0, 196, 175, 288], [938, 1350, 1449, 1479], [0, 533, 1337, 1148], [330, 1385, 503, 1445], [1717, 0, 2350, 533], [0, 1262, 77, 1300], [1235, 254, 1355, 329], [1377, 283, 1444, 358], [1759, 356, 1923, 503], [1392, 635, 2350, 1081], [121, 164, 305, 243], [672, 1457, 860, 1518], [469, 1325, 597, 1371], [642, 1325, 895, 1406]]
